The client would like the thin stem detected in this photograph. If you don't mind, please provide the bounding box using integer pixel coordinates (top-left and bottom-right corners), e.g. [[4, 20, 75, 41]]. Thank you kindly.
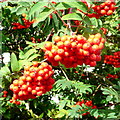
[[49, 2, 68, 27], [45, 28, 54, 42], [40, 58, 47, 63], [60, 66, 69, 81], [79, 65, 84, 80], [67, 8, 73, 35], [98, 102, 120, 109], [56, 12, 68, 27], [92, 72, 115, 86], [75, 26, 80, 34], [93, 84, 102, 97], [67, 20, 73, 36]]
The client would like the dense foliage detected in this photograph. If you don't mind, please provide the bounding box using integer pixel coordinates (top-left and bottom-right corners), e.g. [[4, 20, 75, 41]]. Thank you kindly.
[[0, 0, 120, 119]]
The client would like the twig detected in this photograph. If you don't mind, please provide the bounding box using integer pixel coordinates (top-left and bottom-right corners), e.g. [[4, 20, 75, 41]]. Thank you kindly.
[[93, 84, 102, 97], [40, 58, 47, 63], [45, 28, 54, 42], [67, 8, 73, 35], [49, 2, 68, 27], [60, 66, 69, 81], [75, 26, 80, 34], [92, 72, 115, 86], [97, 102, 120, 109]]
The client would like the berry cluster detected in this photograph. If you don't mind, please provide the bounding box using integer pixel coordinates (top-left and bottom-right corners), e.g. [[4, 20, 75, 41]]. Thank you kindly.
[[12, 18, 34, 30], [2, 91, 8, 97], [9, 62, 55, 104], [78, 0, 117, 19], [44, 33, 105, 68], [106, 74, 118, 80], [76, 100, 97, 116], [104, 51, 120, 68], [92, 0, 116, 17]]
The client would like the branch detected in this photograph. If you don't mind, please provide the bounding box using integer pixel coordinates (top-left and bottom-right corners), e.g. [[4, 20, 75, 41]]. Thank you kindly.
[[92, 84, 102, 97], [97, 102, 120, 109], [60, 66, 69, 81], [67, 8, 73, 35], [49, 2, 68, 27], [45, 28, 54, 42], [92, 72, 115, 86], [40, 58, 47, 63]]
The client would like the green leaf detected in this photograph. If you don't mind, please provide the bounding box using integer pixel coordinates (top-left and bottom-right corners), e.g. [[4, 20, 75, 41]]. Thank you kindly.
[[52, 13, 59, 29], [0, 1, 8, 8], [18, 1, 30, 7], [0, 98, 5, 101], [93, 109, 99, 118], [16, 6, 27, 15], [84, 16, 92, 26], [18, 60, 31, 70], [101, 87, 120, 102], [62, 82, 69, 90], [85, 0, 93, 5], [24, 49, 37, 60], [0, 66, 10, 77], [59, 100, 67, 110], [64, 2, 87, 12], [38, 113, 44, 118], [62, 13, 82, 20], [55, 2, 71, 10], [114, 68, 120, 72], [55, 109, 67, 118], [83, 28, 92, 38], [90, 18, 98, 27], [106, 95, 113, 101], [29, 2, 47, 16], [26, 41, 36, 46], [11, 53, 19, 72], [68, 105, 81, 118], [107, 113, 117, 118], [27, 54, 40, 61], [9, 7, 17, 13], [36, 42, 46, 49], [19, 50, 25, 59], [98, 19, 103, 27], [36, 9, 54, 23], [55, 79, 72, 90]]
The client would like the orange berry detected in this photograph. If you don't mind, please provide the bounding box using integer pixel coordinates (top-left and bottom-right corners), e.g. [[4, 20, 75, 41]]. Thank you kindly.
[[107, 10, 113, 15], [22, 13, 26, 17], [54, 36, 61, 43], [26, 76, 32, 82], [44, 42, 53, 50], [57, 41, 64, 48], [57, 49, 64, 55], [32, 61, 39, 67], [32, 90, 37, 95], [13, 80, 19, 86], [82, 43, 91, 50], [54, 55, 62, 61], [61, 35, 67, 42], [24, 65, 30, 71]]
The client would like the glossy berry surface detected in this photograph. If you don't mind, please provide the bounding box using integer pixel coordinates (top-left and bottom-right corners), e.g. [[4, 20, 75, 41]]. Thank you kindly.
[[44, 33, 105, 68]]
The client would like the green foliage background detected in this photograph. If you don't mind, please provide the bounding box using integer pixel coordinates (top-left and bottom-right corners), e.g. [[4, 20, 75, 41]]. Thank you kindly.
[[0, 0, 120, 119]]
